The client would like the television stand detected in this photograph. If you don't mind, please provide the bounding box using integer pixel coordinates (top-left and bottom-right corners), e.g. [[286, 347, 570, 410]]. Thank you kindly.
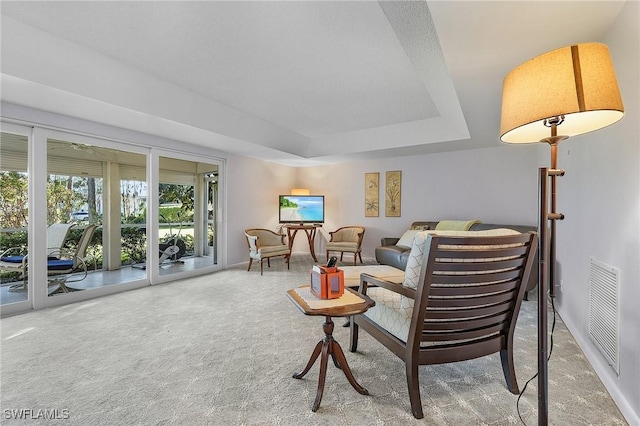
[[285, 224, 321, 263]]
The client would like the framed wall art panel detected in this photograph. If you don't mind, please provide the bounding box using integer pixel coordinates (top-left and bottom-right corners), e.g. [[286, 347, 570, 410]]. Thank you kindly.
[[385, 170, 401, 217], [364, 172, 379, 217]]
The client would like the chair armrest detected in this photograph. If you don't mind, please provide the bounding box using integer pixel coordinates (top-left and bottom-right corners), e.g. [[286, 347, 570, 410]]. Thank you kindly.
[[359, 273, 416, 299], [0, 249, 30, 267], [78, 252, 93, 264], [46, 247, 61, 256], [74, 254, 89, 271], [380, 237, 400, 246], [48, 248, 74, 259], [245, 234, 258, 251], [0, 247, 26, 257]]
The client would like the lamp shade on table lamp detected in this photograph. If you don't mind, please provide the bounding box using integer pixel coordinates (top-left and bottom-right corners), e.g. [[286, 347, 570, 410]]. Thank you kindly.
[[290, 188, 310, 196]]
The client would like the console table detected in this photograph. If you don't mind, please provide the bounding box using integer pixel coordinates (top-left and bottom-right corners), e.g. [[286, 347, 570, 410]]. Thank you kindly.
[[285, 224, 321, 263], [287, 286, 375, 412]]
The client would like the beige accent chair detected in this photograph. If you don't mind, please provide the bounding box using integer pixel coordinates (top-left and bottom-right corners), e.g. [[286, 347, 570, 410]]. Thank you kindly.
[[325, 226, 365, 265], [244, 228, 291, 275], [350, 229, 537, 419]]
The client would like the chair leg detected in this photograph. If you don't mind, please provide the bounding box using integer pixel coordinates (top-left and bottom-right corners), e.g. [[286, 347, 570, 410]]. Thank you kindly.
[[57, 281, 71, 293], [353, 253, 357, 266], [267, 258, 271, 268], [358, 252, 363, 264], [260, 260, 264, 275], [406, 362, 424, 419], [247, 258, 253, 271], [47, 283, 62, 296], [286, 254, 290, 270], [339, 252, 344, 261], [349, 319, 359, 352], [500, 347, 520, 394]]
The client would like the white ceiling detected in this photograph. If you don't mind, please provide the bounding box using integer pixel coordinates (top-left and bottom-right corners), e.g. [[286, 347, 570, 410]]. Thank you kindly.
[[0, 1, 626, 166]]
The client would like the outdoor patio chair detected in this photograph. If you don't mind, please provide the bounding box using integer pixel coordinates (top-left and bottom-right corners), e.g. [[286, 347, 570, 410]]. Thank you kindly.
[[47, 224, 97, 294], [0, 223, 76, 290]]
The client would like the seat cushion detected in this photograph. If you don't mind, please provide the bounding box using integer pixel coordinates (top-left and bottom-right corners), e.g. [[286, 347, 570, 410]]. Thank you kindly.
[[2, 255, 61, 262], [341, 265, 405, 287], [325, 241, 360, 252], [362, 286, 413, 343], [257, 245, 290, 257], [0, 256, 25, 263], [47, 259, 74, 270]]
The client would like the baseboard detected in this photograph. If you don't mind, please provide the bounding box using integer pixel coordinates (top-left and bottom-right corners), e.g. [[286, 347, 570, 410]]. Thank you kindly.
[[559, 307, 639, 425]]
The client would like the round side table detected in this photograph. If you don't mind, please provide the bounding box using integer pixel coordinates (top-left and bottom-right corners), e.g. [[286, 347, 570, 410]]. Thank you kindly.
[[287, 286, 375, 412]]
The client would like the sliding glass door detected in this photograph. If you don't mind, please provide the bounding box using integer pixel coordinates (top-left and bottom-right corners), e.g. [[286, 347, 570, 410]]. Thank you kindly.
[[45, 137, 149, 299], [0, 127, 31, 310], [1, 122, 224, 314], [154, 155, 221, 279], [204, 173, 218, 263]]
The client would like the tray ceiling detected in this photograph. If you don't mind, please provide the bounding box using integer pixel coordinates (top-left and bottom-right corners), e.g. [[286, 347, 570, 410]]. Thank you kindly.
[[0, 1, 625, 166]]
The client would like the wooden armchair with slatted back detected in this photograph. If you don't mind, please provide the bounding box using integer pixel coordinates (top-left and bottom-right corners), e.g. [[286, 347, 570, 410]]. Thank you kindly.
[[350, 230, 537, 419]]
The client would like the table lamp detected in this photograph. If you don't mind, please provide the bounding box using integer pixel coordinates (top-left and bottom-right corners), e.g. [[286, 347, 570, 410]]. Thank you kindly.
[[500, 42, 624, 425], [290, 188, 310, 196]]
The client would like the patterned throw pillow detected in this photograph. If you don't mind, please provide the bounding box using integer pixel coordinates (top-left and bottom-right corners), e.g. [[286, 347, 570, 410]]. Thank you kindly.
[[396, 229, 420, 247], [372, 228, 526, 340], [401, 231, 430, 290], [400, 228, 522, 289], [410, 224, 430, 231]]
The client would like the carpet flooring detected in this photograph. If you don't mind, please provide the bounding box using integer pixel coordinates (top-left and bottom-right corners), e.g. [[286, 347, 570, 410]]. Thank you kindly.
[[0, 254, 627, 425]]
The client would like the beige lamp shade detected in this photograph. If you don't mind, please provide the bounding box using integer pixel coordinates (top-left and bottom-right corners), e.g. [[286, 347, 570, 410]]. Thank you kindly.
[[500, 42, 624, 143], [290, 188, 310, 196]]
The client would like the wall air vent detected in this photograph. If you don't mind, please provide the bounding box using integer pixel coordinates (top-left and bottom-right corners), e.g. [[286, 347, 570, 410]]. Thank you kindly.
[[588, 257, 620, 375]]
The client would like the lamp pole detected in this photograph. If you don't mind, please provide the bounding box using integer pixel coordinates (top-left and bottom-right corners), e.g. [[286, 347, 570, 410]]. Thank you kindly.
[[538, 120, 566, 426], [538, 167, 550, 425], [541, 120, 567, 298], [538, 165, 564, 426]]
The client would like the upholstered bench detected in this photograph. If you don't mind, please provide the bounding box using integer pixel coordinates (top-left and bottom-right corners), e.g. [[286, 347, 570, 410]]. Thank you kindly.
[[340, 264, 405, 287], [339, 264, 404, 327]]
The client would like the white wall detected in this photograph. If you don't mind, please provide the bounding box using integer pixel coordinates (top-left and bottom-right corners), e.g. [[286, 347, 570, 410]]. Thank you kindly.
[[297, 144, 540, 260], [225, 154, 296, 266], [553, 1, 640, 423]]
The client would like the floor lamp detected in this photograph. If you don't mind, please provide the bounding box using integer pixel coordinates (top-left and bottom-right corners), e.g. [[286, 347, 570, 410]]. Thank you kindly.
[[499, 42, 624, 426]]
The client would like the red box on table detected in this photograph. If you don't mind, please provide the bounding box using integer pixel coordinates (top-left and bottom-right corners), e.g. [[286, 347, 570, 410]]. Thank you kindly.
[[310, 266, 344, 299]]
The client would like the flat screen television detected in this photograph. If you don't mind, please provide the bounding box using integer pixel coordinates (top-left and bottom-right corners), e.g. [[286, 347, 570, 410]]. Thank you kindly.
[[279, 195, 325, 224]]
